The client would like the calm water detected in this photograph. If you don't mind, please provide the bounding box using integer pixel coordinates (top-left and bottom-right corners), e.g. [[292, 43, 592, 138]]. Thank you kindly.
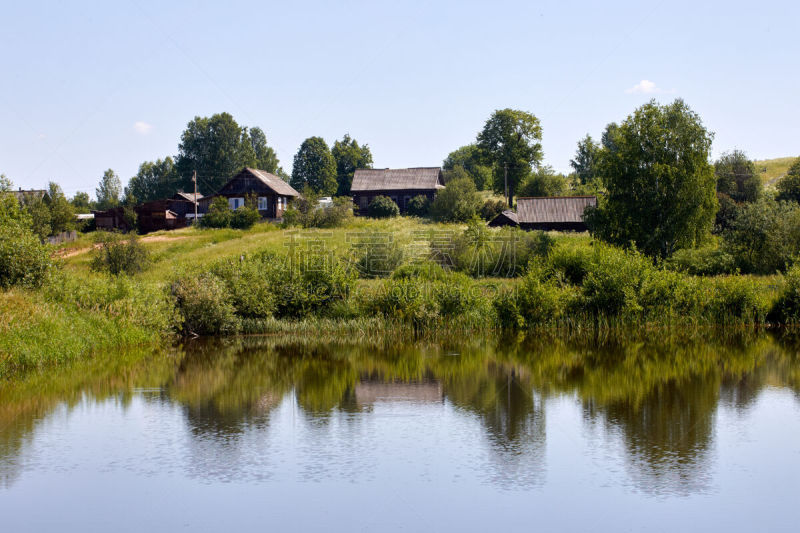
[[1, 335, 799, 532]]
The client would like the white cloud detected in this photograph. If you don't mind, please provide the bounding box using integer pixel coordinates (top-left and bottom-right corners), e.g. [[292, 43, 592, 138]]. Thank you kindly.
[[625, 79, 673, 95], [133, 121, 153, 135]]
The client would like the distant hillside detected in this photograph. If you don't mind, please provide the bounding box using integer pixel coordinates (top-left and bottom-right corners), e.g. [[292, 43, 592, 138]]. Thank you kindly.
[[753, 157, 797, 186]]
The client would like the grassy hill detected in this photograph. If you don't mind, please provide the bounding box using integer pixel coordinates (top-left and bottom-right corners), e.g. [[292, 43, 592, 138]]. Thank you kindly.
[[753, 156, 797, 186]]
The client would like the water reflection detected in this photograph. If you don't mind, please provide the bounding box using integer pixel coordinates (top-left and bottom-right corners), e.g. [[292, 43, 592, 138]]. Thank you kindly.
[[1, 332, 799, 494]]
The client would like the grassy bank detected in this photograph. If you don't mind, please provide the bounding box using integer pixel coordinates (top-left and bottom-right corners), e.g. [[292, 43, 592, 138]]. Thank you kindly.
[[1, 216, 799, 378]]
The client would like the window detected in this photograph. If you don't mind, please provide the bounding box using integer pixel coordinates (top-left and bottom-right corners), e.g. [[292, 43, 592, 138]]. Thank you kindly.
[[258, 197, 268, 211], [228, 197, 244, 210]]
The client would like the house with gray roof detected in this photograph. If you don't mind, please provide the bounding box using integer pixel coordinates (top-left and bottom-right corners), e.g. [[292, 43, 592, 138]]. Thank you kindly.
[[489, 196, 597, 231], [351, 167, 445, 214], [198, 167, 300, 219]]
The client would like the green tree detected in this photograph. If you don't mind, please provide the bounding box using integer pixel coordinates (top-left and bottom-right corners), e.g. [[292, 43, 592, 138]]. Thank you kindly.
[[21, 192, 51, 239], [367, 196, 400, 218], [715, 150, 761, 203], [588, 99, 717, 258], [776, 157, 800, 204], [0, 175, 32, 230], [45, 182, 75, 234], [70, 191, 93, 212], [517, 166, 569, 198], [175, 113, 281, 193], [723, 197, 800, 273], [291, 137, 337, 196], [570, 134, 600, 184], [96, 169, 122, 210], [429, 176, 482, 222], [332, 134, 373, 196], [477, 109, 543, 206], [126, 157, 180, 202], [443, 144, 492, 190]]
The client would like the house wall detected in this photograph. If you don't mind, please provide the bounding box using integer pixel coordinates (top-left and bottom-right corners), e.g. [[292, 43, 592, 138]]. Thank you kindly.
[[199, 193, 291, 219], [352, 189, 436, 214], [520, 221, 589, 232]]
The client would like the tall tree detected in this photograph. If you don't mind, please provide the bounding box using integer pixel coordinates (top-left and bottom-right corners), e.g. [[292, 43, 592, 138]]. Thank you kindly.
[[442, 144, 492, 190], [715, 150, 761, 203], [476, 109, 543, 206], [96, 169, 122, 210], [247, 127, 281, 174], [45, 182, 75, 234], [570, 135, 600, 184], [291, 137, 337, 196], [587, 99, 717, 258], [175, 113, 281, 193], [776, 157, 800, 204], [21, 192, 51, 239], [126, 157, 180, 203], [0, 175, 32, 230], [331, 134, 373, 196], [517, 166, 569, 197], [70, 191, 93, 212]]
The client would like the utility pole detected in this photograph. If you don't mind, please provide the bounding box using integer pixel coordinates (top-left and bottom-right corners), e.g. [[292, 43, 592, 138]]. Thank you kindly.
[[192, 170, 198, 223], [504, 163, 509, 207]]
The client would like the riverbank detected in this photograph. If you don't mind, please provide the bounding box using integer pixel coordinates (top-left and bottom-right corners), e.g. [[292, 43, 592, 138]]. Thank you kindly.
[[1, 217, 799, 379]]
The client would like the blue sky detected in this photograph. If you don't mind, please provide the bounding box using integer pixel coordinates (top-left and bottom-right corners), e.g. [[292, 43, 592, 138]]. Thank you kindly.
[[1, 0, 797, 197]]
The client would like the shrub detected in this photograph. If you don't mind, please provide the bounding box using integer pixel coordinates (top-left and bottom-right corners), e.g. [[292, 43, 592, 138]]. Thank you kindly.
[[406, 195, 430, 217], [429, 176, 481, 222], [667, 245, 736, 276], [709, 276, 769, 324], [210, 258, 276, 319], [517, 166, 568, 198], [171, 274, 240, 335], [351, 234, 404, 278], [391, 261, 447, 281], [480, 198, 506, 221], [770, 264, 800, 324], [282, 196, 353, 228], [0, 224, 53, 288], [368, 196, 400, 218], [776, 158, 800, 204], [547, 245, 592, 285], [90, 232, 150, 275], [369, 278, 437, 325], [580, 244, 652, 317], [201, 197, 233, 228], [432, 273, 480, 317], [230, 206, 260, 229], [723, 198, 800, 274], [516, 268, 565, 326], [492, 290, 524, 329]]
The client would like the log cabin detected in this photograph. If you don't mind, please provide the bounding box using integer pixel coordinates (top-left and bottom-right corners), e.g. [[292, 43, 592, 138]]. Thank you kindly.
[[351, 167, 445, 214], [198, 167, 300, 219]]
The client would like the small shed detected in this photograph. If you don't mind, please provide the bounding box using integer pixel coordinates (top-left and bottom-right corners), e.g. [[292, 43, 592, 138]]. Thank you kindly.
[[136, 200, 192, 233], [198, 167, 300, 219], [351, 167, 444, 213], [488, 209, 519, 228], [515, 196, 597, 231]]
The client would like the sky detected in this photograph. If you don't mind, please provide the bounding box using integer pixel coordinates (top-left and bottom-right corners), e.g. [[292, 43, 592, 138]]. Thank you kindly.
[[1, 0, 798, 198]]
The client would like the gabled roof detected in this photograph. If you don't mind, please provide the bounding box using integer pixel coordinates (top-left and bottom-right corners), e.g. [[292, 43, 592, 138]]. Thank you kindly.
[[489, 209, 519, 226], [516, 196, 597, 224], [244, 168, 300, 197], [351, 167, 444, 192], [173, 192, 203, 203]]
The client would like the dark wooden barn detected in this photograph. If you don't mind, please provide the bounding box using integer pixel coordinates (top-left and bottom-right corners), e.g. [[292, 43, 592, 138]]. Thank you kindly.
[[489, 196, 597, 231], [351, 167, 445, 214], [487, 209, 519, 228], [198, 167, 300, 219], [170, 192, 203, 218], [136, 199, 193, 233], [93, 207, 131, 232]]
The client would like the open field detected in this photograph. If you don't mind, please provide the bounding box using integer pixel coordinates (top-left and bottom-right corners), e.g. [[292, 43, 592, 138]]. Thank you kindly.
[[755, 156, 797, 186]]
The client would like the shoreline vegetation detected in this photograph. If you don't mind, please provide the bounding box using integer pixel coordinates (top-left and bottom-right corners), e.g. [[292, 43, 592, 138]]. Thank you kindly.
[[2, 216, 800, 379]]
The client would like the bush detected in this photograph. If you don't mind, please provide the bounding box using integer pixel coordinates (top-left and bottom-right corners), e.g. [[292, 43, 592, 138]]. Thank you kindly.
[[492, 290, 525, 329], [429, 176, 481, 222], [770, 264, 800, 324], [282, 196, 353, 228], [230, 206, 260, 229], [369, 278, 437, 325], [391, 261, 447, 281], [0, 224, 53, 288], [547, 245, 592, 285], [406, 195, 430, 217], [210, 258, 276, 319], [667, 245, 736, 276], [517, 166, 568, 198], [480, 198, 506, 221], [351, 234, 404, 278], [516, 267, 566, 326], [171, 274, 240, 335], [201, 197, 233, 228], [368, 196, 400, 218], [709, 276, 769, 324], [580, 244, 652, 317], [90, 232, 150, 275], [723, 198, 800, 274]]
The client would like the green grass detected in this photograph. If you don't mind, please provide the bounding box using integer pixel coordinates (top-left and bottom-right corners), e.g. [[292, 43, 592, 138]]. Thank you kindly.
[[754, 156, 798, 186]]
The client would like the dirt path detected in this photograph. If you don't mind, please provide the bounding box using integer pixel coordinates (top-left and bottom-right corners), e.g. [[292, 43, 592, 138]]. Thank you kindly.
[[55, 234, 189, 259]]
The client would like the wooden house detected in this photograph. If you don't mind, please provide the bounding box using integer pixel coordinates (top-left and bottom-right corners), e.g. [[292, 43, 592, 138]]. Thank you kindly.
[[351, 167, 445, 214], [93, 207, 131, 232], [198, 167, 300, 219], [170, 192, 203, 218], [489, 196, 597, 231], [136, 199, 194, 233]]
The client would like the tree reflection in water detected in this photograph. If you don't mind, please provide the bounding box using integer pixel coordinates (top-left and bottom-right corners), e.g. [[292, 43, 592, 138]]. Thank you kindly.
[[1, 331, 799, 492]]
